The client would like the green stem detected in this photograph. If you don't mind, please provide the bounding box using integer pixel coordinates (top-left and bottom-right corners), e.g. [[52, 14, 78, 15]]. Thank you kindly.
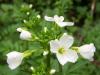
[[54, 23, 60, 38], [23, 50, 35, 58], [59, 63, 63, 75], [24, 41, 29, 50], [46, 50, 51, 75], [42, 42, 51, 75]]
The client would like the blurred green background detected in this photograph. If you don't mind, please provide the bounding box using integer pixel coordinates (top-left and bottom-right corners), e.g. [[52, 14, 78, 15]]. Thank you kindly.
[[0, 0, 100, 75]]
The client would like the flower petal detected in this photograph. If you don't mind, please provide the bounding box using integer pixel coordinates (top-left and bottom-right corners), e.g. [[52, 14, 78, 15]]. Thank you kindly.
[[56, 50, 78, 65], [54, 15, 64, 23], [59, 33, 74, 49], [78, 43, 96, 61], [56, 22, 74, 27], [56, 52, 68, 65], [17, 28, 23, 32], [44, 16, 54, 21], [50, 40, 60, 53], [54, 15, 59, 21], [65, 50, 78, 63], [7, 51, 23, 70], [59, 16, 64, 22]]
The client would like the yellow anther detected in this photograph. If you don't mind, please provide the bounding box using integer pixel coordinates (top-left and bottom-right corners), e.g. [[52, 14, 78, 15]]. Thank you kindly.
[[58, 48, 65, 54]]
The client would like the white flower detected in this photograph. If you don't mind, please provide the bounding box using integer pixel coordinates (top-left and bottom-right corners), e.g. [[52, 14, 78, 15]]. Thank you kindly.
[[19, 31, 32, 40], [50, 69, 56, 74], [44, 15, 74, 27], [50, 33, 78, 65], [6, 51, 24, 70], [78, 43, 96, 61], [17, 28, 32, 40]]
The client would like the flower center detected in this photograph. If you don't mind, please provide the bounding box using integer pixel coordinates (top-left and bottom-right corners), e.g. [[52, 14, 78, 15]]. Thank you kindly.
[[58, 47, 65, 54]]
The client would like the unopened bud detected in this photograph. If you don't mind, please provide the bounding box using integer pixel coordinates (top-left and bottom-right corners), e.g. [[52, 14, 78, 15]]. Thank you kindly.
[[30, 66, 34, 70], [29, 4, 33, 8], [26, 12, 30, 15], [17, 28, 23, 32], [50, 69, 56, 75], [23, 20, 27, 23], [30, 66, 35, 72], [37, 15, 41, 19], [43, 51, 49, 56], [44, 27, 48, 33]]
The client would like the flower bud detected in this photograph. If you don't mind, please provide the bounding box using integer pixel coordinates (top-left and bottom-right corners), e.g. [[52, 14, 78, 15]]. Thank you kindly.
[[6, 51, 24, 70], [43, 51, 49, 56], [50, 69, 56, 75], [26, 12, 30, 15], [43, 27, 48, 33], [17, 28, 32, 40], [17, 28, 23, 32], [23, 20, 27, 23], [37, 15, 41, 19], [29, 4, 33, 8]]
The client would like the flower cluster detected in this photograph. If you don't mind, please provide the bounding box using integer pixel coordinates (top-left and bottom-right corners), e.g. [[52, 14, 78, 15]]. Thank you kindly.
[[6, 14, 96, 72], [50, 33, 95, 65]]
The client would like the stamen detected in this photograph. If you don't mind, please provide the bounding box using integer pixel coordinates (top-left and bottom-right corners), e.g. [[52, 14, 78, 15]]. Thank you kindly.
[[58, 48, 65, 54]]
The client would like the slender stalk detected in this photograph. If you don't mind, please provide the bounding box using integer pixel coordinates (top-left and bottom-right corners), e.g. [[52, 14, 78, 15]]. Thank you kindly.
[[54, 23, 60, 38], [24, 41, 29, 50], [46, 50, 51, 75], [42, 42, 51, 75], [59, 63, 63, 75]]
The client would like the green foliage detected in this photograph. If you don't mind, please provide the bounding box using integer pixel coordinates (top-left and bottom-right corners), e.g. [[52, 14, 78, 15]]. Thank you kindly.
[[0, 0, 100, 75]]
